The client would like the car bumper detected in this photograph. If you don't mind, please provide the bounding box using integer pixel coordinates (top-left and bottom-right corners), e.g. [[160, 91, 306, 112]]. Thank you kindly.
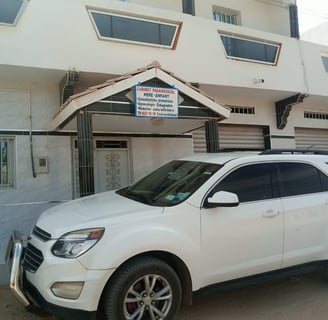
[[6, 231, 108, 320]]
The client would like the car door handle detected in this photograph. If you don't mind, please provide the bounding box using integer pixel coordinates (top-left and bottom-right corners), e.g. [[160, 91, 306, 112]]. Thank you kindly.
[[263, 210, 279, 218]]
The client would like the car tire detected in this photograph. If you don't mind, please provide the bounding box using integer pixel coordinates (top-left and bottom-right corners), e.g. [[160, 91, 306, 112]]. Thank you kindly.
[[103, 256, 182, 320]]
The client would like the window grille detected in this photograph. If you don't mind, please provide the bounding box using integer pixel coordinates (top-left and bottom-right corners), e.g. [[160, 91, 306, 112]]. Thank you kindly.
[[214, 12, 238, 25], [96, 140, 128, 149], [0, 137, 14, 188], [228, 106, 255, 115], [304, 112, 328, 120], [213, 6, 239, 25]]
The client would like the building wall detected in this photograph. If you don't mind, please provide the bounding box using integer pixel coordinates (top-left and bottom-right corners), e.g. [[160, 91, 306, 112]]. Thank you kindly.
[[120, 0, 292, 36], [0, 82, 74, 282], [2, 0, 325, 96], [301, 22, 328, 46], [195, 0, 292, 36], [131, 137, 193, 181]]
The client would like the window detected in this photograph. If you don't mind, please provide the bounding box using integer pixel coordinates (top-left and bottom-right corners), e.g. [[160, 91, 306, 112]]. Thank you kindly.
[[182, 0, 195, 15], [88, 10, 181, 49], [211, 163, 279, 203], [0, 137, 14, 188], [219, 33, 281, 65], [304, 111, 328, 120], [213, 6, 239, 25], [278, 162, 328, 197], [228, 105, 255, 115], [321, 54, 328, 72], [0, 0, 27, 26]]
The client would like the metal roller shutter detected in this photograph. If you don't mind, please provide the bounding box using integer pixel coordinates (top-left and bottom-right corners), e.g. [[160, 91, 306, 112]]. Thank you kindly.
[[193, 125, 265, 153], [295, 128, 328, 150]]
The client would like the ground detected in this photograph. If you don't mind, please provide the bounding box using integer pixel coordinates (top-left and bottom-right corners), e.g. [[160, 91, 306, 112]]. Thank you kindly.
[[1, 272, 328, 319]]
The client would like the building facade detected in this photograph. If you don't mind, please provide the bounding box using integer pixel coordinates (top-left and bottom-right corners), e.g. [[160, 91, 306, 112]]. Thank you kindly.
[[1, 0, 328, 283], [302, 22, 328, 46]]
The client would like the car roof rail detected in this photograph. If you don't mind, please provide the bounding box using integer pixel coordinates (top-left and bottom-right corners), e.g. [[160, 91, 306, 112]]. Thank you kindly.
[[215, 148, 262, 152], [260, 149, 328, 155]]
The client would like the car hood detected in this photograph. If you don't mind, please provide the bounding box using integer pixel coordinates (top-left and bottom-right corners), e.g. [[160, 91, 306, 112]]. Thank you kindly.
[[36, 191, 164, 238]]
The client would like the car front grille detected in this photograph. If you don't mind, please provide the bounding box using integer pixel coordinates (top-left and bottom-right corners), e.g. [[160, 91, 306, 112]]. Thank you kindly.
[[32, 226, 51, 242], [23, 243, 44, 273]]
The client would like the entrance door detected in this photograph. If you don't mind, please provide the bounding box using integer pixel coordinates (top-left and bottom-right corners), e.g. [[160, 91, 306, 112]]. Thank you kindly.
[[95, 140, 131, 193], [72, 139, 131, 197]]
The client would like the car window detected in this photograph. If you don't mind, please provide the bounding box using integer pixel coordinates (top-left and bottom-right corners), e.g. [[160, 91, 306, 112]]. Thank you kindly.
[[209, 163, 279, 203], [117, 160, 221, 206], [278, 162, 328, 197], [319, 170, 328, 191]]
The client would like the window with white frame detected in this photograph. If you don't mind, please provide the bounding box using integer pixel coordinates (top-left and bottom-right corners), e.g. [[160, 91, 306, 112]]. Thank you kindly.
[[213, 6, 240, 25], [88, 9, 181, 49], [321, 53, 328, 72], [0, 0, 28, 26], [219, 33, 281, 65], [0, 137, 14, 188]]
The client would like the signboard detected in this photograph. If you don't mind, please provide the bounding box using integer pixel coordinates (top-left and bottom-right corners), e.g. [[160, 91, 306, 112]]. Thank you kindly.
[[135, 85, 178, 118]]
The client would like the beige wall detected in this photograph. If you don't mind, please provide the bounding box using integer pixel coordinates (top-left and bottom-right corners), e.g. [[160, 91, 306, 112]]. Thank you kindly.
[[131, 137, 193, 182], [1, 0, 327, 98], [301, 22, 328, 46]]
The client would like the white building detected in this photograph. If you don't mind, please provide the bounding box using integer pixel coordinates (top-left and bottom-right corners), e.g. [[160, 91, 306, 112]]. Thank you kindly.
[[1, 0, 328, 283], [302, 22, 328, 46]]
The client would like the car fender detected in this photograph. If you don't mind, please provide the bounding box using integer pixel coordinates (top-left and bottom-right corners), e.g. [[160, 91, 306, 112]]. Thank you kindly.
[[78, 207, 202, 290]]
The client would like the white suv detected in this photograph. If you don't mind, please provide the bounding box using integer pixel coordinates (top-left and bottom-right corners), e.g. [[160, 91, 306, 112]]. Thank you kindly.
[[7, 150, 328, 320]]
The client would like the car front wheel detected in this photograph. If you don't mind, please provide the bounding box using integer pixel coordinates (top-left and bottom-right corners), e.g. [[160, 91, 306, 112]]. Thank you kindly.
[[103, 256, 182, 320]]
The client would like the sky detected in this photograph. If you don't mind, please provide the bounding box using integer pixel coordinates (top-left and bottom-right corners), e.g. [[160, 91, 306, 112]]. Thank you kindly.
[[297, 0, 328, 33]]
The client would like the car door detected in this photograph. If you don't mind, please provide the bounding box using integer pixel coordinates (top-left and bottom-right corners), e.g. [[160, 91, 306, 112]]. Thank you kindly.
[[200, 162, 284, 287], [278, 162, 328, 268]]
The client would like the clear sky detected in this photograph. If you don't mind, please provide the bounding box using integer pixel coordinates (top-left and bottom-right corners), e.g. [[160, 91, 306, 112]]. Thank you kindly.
[[297, 0, 328, 33]]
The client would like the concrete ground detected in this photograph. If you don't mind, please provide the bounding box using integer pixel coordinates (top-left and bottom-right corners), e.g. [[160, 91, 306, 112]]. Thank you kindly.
[[1, 272, 328, 320]]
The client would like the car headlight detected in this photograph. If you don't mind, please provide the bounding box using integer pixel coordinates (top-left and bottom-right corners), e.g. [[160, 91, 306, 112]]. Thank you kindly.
[[52, 228, 104, 258]]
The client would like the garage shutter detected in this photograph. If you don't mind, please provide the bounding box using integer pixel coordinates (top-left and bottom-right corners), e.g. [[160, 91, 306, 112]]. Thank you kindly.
[[193, 125, 265, 153], [295, 128, 328, 150]]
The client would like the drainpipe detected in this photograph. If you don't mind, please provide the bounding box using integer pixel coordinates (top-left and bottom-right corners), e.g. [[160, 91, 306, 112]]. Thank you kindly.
[[28, 90, 36, 178]]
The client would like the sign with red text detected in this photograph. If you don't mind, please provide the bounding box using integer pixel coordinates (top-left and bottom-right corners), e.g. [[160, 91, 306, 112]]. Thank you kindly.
[[135, 85, 178, 118]]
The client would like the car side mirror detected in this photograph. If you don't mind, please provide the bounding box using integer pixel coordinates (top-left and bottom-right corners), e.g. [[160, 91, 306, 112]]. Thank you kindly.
[[207, 191, 239, 208]]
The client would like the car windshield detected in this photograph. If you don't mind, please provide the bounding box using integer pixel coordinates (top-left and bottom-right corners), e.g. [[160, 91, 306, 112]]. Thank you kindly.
[[117, 160, 221, 206]]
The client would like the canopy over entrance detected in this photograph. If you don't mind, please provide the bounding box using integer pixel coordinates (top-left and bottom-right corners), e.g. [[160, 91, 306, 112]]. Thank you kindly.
[[52, 62, 231, 197], [52, 61, 230, 134]]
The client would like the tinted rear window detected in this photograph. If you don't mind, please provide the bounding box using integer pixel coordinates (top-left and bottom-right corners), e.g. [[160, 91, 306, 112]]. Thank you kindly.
[[278, 162, 328, 197]]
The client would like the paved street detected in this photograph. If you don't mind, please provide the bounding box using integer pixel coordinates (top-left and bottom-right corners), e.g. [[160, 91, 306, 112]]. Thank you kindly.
[[1, 272, 328, 320]]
